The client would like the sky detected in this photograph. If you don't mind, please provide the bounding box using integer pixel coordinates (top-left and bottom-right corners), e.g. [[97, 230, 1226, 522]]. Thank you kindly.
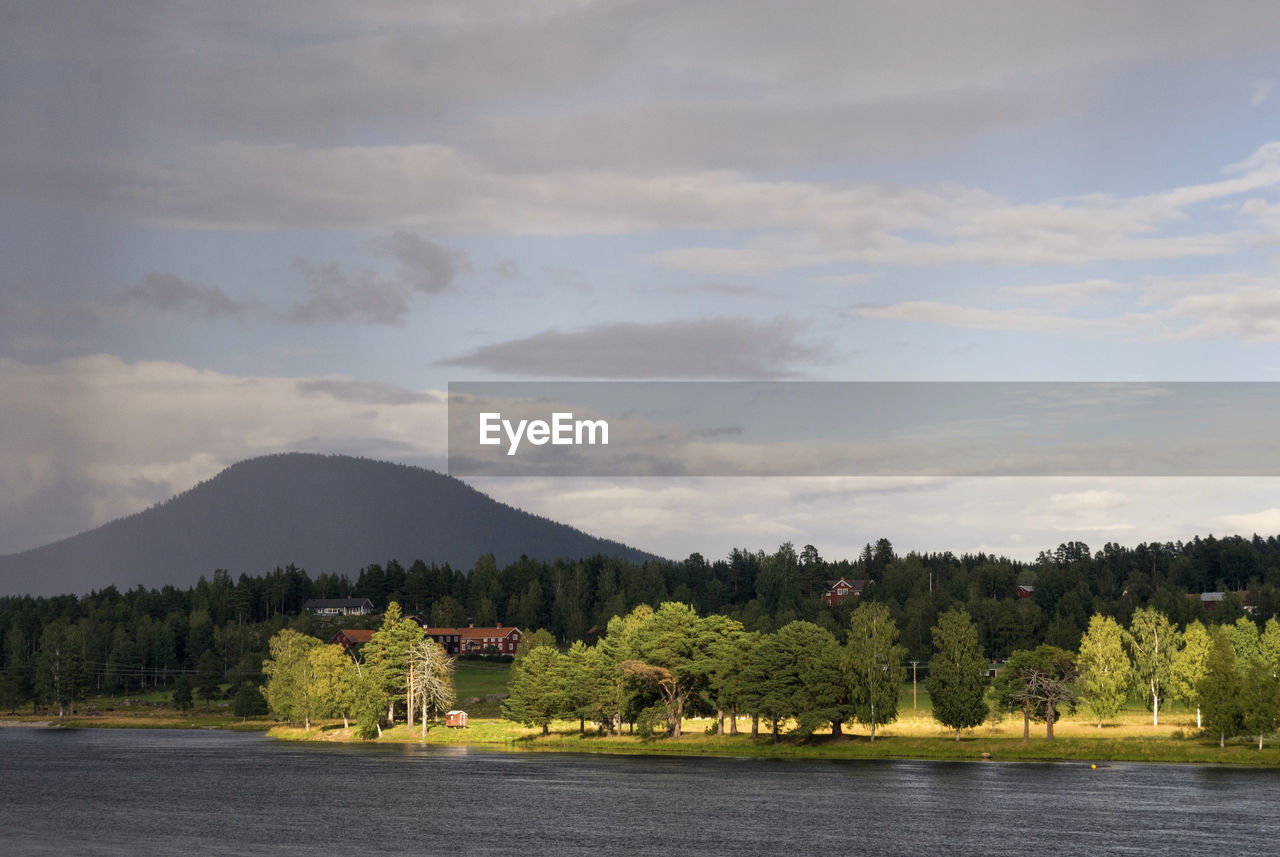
[[4, 0, 1280, 570]]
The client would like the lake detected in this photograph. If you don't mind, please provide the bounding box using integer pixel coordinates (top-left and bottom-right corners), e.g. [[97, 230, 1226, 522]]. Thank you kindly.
[[2, 728, 1278, 856]]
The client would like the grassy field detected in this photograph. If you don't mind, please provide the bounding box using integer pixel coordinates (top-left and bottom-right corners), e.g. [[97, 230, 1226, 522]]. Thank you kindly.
[[267, 691, 1280, 767]]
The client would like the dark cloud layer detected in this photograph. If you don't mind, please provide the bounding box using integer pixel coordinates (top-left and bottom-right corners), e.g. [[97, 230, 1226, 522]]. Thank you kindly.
[[438, 317, 823, 379]]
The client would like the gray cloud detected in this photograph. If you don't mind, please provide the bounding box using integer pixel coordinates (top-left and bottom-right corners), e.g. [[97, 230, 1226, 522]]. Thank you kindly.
[[288, 261, 410, 325], [119, 273, 254, 320], [438, 317, 823, 378], [380, 231, 461, 293], [288, 232, 465, 324]]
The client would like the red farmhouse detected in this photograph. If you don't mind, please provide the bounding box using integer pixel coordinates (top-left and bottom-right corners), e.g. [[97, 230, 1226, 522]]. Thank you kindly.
[[420, 623, 522, 655], [822, 578, 869, 607]]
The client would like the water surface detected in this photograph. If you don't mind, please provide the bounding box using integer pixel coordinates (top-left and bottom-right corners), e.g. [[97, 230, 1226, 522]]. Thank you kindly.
[[2, 728, 1277, 856]]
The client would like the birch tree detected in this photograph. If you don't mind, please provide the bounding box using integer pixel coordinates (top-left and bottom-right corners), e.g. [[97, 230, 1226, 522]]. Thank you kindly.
[[1126, 607, 1177, 726], [844, 602, 903, 742], [1076, 614, 1132, 728], [1169, 620, 1212, 729], [261, 628, 320, 728], [1198, 627, 1244, 748]]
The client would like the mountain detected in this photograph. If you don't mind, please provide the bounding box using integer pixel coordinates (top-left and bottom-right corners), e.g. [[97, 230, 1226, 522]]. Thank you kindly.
[[0, 453, 662, 596]]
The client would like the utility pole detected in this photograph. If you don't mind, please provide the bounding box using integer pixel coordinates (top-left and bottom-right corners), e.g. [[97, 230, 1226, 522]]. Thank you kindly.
[[909, 660, 920, 709]]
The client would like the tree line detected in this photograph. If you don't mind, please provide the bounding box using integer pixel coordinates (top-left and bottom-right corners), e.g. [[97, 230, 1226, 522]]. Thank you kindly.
[[6, 532, 1280, 715], [502, 601, 1280, 750]]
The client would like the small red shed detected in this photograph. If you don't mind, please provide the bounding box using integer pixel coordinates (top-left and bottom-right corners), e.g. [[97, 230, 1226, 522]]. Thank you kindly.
[[445, 710, 468, 728]]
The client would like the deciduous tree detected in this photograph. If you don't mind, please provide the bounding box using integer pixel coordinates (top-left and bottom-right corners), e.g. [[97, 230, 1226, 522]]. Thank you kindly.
[[1126, 607, 1177, 726], [261, 628, 320, 728], [1170, 620, 1212, 729], [1006, 645, 1077, 739], [1198, 627, 1244, 748], [1077, 614, 1132, 728], [927, 609, 988, 741], [408, 638, 455, 736], [844, 603, 903, 741]]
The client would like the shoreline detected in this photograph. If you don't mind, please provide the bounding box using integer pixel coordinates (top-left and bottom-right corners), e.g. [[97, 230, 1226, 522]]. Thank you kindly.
[[260, 719, 1280, 768], [8, 713, 1279, 768]]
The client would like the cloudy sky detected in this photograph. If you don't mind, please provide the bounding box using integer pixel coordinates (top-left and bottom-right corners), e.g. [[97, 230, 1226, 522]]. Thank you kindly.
[[5, 1, 1280, 569]]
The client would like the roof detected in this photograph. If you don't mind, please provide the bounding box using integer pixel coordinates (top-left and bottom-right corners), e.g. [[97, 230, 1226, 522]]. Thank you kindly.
[[304, 598, 374, 609], [825, 578, 869, 590], [330, 629, 375, 644]]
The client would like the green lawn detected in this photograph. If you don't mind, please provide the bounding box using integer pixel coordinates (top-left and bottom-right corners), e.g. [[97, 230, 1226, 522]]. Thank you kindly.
[[452, 660, 511, 717]]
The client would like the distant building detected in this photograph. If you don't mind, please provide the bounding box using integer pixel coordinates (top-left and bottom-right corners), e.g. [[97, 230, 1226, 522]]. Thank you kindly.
[[1016, 585, 1035, 600], [446, 710, 468, 728], [420, 623, 522, 655], [329, 628, 375, 653], [304, 597, 375, 616], [1186, 591, 1252, 613], [822, 578, 869, 607]]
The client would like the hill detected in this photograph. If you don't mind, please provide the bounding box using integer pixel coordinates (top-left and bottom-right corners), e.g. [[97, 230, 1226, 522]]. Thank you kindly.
[[0, 453, 661, 596]]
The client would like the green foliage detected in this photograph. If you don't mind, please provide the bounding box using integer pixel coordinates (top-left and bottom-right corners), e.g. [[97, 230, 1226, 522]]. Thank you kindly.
[[1125, 607, 1178, 726], [171, 676, 194, 712], [231, 681, 269, 717], [502, 644, 566, 735], [1239, 659, 1280, 751], [561, 640, 601, 733], [514, 628, 557, 660], [926, 608, 988, 739], [35, 618, 86, 716], [308, 643, 357, 725], [196, 650, 223, 710], [352, 667, 388, 739], [625, 602, 729, 738], [843, 603, 903, 740], [1000, 645, 1077, 739], [361, 601, 426, 722], [261, 628, 321, 727], [1077, 614, 1132, 726], [1198, 627, 1244, 747], [1169, 620, 1212, 725]]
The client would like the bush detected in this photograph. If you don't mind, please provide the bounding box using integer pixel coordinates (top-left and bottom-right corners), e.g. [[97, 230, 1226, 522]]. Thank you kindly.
[[231, 681, 269, 718], [172, 677, 193, 712]]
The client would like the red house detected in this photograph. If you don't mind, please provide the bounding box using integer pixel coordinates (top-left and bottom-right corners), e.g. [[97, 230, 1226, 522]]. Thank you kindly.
[[822, 578, 868, 607], [329, 628, 375, 653], [420, 623, 522, 655], [446, 710, 468, 728]]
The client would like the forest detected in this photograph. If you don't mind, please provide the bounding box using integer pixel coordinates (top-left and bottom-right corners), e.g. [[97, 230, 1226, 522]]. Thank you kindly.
[[4, 531, 1280, 717]]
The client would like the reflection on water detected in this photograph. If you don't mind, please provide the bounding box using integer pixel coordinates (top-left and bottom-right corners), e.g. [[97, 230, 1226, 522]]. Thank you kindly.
[[2, 728, 1279, 856]]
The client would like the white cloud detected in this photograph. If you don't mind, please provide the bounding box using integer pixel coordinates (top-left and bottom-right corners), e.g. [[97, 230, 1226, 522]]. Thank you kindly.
[[473, 476, 1280, 563], [849, 301, 1157, 338], [1218, 507, 1280, 535]]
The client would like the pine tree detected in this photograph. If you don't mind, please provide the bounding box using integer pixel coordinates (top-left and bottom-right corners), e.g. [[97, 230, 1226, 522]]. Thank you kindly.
[[502, 644, 565, 736], [171, 676, 194, 712]]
